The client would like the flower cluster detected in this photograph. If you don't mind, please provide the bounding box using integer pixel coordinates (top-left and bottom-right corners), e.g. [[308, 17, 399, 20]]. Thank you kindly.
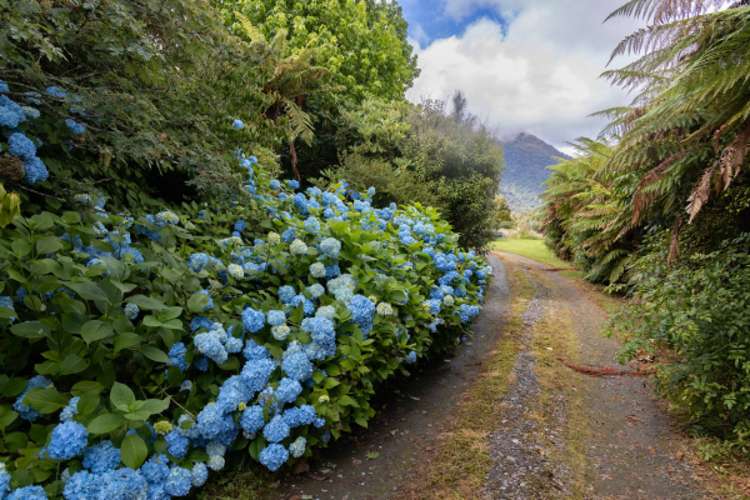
[[0, 117, 490, 499]]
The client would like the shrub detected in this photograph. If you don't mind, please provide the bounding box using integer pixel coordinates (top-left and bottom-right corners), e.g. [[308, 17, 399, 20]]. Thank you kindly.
[[617, 234, 750, 451], [0, 132, 489, 497]]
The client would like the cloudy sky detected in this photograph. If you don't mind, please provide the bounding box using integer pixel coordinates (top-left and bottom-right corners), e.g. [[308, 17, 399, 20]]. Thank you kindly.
[[398, 0, 644, 152]]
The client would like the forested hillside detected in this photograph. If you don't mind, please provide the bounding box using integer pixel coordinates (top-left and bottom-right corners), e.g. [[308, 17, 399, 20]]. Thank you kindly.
[[500, 133, 569, 211]]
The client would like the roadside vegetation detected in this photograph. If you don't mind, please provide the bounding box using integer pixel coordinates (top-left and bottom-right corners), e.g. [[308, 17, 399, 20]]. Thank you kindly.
[[543, 0, 750, 457]]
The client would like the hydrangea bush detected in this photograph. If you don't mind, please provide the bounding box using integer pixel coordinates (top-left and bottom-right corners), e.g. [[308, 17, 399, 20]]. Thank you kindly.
[[0, 118, 490, 498]]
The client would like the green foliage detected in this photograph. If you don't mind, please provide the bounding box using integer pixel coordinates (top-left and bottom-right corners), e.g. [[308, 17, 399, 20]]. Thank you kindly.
[[0, 171, 489, 493], [329, 98, 504, 248], [215, 0, 418, 102], [543, 139, 636, 286], [615, 234, 750, 451], [543, 1, 750, 453]]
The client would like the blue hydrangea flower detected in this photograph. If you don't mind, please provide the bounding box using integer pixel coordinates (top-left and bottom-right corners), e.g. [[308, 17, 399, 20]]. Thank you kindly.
[[216, 375, 253, 413], [14, 375, 51, 421], [287, 179, 300, 190], [168, 342, 188, 371], [191, 463, 209, 487], [278, 285, 296, 304], [275, 377, 302, 405], [303, 216, 320, 233], [46, 86, 67, 98], [319, 237, 341, 258], [301, 316, 337, 359], [188, 253, 210, 272], [7, 485, 47, 499], [60, 396, 80, 421], [165, 429, 190, 459], [194, 330, 227, 365], [164, 466, 192, 497], [281, 227, 296, 243], [191, 316, 213, 332], [282, 343, 313, 382], [195, 403, 236, 441], [263, 415, 290, 443], [241, 306, 265, 333], [232, 118, 245, 130], [243, 339, 270, 361], [269, 179, 281, 190], [225, 335, 244, 354], [140, 454, 170, 484], [8, 132, 36, 159], [259, 444, 289, 472], [0, 95, 25, 128], [23, 157, 49, 185], [458, 304, 480, 323], [240, 358, 276, 393], [82, 440, 121, 473], [240, 405, 265, 435], [65, 118, 86, 135], [46, 421, 88, 460], [405, 351, 417, 364], [348, 294, 375, 335], [282, 404, 317, 428], [266, 309, 286, 327], [0, 467, 9, 499], [124, 302, 140, 321]]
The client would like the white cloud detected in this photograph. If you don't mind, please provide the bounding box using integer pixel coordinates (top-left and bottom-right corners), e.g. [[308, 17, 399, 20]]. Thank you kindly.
[[406, 0, 643, 148]]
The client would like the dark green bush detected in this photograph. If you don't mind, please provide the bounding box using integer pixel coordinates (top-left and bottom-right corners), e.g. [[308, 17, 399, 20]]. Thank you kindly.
[[617, 234, 750, 450]]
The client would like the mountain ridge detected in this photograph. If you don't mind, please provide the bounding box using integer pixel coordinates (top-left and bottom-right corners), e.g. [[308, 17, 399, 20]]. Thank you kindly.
[[500, 132, 570, 212]]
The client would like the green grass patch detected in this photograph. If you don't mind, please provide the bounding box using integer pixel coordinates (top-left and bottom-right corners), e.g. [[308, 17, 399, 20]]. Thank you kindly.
[[490, 238, 572, 270]]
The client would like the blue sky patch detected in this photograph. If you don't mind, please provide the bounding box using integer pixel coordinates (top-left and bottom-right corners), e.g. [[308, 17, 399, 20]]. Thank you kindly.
[[399, 1, 509, 46]]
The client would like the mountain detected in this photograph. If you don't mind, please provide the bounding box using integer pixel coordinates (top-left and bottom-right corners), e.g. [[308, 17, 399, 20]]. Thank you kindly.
[[500, 132, 570, 212]]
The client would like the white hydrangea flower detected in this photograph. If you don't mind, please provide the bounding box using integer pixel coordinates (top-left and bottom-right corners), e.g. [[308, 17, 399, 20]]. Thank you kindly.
[[267, 231, 281, 244], [227, 263, 244, 279], [443, 295, 455, 306], [376, 302, 394, 316], [309, 262, 326, 278], [272, 325, 291, 341], [290, 239, 308, 255]]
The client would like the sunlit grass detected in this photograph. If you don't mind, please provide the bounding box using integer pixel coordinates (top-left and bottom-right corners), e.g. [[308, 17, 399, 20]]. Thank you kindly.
[[490, 238, 572, 270]]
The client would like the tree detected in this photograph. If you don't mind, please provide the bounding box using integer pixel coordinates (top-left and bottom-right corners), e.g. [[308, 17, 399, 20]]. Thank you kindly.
[[212, 0, 419, 181]]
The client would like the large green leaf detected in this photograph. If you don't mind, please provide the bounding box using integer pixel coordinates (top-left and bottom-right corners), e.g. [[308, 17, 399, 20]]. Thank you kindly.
[[110, 382, 136, 412], [87, 413, 125, 434], [36, 236, 63, 255], [80, 320, 114, 344], [24, 387, 68, 414], [10, 321, 50, 340], [64, 281, 109, 303], [121, 434, 148, 468], [126, 295, 167, 311]]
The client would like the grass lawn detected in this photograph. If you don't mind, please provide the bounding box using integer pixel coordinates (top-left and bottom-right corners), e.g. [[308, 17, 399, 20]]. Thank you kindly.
[[490, 238, 574, 271]]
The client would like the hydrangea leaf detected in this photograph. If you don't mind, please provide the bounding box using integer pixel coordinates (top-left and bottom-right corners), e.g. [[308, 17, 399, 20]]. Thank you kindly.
[[120, 434, 148, 469], [110, 382, 136, 412], [87, 413, 124, 435], [24, 387, 67, 414]]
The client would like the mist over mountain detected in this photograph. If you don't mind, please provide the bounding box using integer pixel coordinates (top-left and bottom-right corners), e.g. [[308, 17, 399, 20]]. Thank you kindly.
[[500, 132, 570, 212]]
